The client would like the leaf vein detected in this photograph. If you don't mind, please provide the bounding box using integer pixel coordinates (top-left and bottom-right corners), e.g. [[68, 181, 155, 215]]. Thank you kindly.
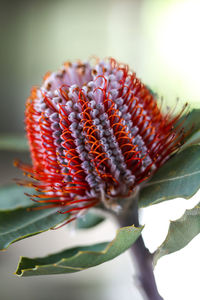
[[146, 169, 200, 187]]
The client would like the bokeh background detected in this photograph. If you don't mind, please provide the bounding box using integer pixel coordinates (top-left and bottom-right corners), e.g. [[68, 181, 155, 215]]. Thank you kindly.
[[0, 0, 200, 299]]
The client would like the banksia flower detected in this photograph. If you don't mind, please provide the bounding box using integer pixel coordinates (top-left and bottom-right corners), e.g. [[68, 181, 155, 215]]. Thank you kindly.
[[16, 58, 187, 224]]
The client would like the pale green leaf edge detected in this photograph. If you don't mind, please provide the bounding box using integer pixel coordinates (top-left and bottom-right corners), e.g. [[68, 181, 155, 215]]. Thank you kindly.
[[0, 208, 69, 250], [153, 202, 200, 266], [15, 225, 143, 276]]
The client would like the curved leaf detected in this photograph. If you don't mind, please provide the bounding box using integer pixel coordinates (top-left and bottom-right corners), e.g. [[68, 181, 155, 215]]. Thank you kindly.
[[153, 202, 200, 266], [0, 135, 28, 151], [139, 145, 200, 208], [76, 211, 105, 229], [15, 225, 143, 276], [0, 185, 34, 211], [0, 208, 68, 250]]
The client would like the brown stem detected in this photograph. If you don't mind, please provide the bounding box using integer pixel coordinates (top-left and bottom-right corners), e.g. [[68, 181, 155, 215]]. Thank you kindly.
[[118, 201, 164, 300]]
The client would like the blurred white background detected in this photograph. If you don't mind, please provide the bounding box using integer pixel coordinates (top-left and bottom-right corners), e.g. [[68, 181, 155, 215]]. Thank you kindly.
[[0, 0, 200, 299]]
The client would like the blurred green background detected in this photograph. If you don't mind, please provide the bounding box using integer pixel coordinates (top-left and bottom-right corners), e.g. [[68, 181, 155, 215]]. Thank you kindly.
[[1, 0, 200, 135], [0, 0, 200, 299]]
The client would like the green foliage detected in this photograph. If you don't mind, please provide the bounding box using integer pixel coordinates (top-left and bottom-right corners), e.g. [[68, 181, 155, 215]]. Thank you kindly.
[[0, 207, 68, 250], [180, 109, 200, 139], [15, 225, 143, 276], [0, 185, 34, 211], [182, 130, 200, 150], [76, 211, 105, 229], [139, 145, 200, 207], [153, 202, 200, 265]]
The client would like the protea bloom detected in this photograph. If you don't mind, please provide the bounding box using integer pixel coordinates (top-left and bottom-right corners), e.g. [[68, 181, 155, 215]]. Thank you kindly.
[[16, 58, 186, 224]]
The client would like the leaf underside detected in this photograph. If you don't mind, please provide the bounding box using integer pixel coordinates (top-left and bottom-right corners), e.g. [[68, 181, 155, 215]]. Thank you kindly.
[[15, 225, 143, 276], [153, 202, 200, 265], [139, 145, 200, 208]]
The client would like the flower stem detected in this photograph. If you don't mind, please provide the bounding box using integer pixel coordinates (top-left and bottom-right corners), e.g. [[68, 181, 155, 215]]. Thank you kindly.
[[118, 201, 164, 300]]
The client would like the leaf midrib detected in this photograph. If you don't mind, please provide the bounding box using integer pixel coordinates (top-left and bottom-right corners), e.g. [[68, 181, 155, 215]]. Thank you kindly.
[[146, 169, 200, 187]]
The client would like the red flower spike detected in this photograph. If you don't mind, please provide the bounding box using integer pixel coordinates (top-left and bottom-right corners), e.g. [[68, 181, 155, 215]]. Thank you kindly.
[[16, 58, 187, 224]]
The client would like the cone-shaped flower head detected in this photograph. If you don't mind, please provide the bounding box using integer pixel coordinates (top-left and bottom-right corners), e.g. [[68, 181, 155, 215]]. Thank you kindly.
[[17, 58, 186, 222]]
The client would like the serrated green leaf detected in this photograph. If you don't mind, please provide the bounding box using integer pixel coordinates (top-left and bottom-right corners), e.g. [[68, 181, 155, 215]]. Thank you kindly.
[[139, 145, 200, 208], [0, 185, 34, 211], [153, 202, 200, 265], [15, 225, 143, 276], [0, 208, 68, 250], [76, 211, 105, 229], [0, 135, 28, 151]]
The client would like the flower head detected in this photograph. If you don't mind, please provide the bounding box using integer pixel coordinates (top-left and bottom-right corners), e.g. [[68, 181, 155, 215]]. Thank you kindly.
[[16, 58, 187, 223]]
